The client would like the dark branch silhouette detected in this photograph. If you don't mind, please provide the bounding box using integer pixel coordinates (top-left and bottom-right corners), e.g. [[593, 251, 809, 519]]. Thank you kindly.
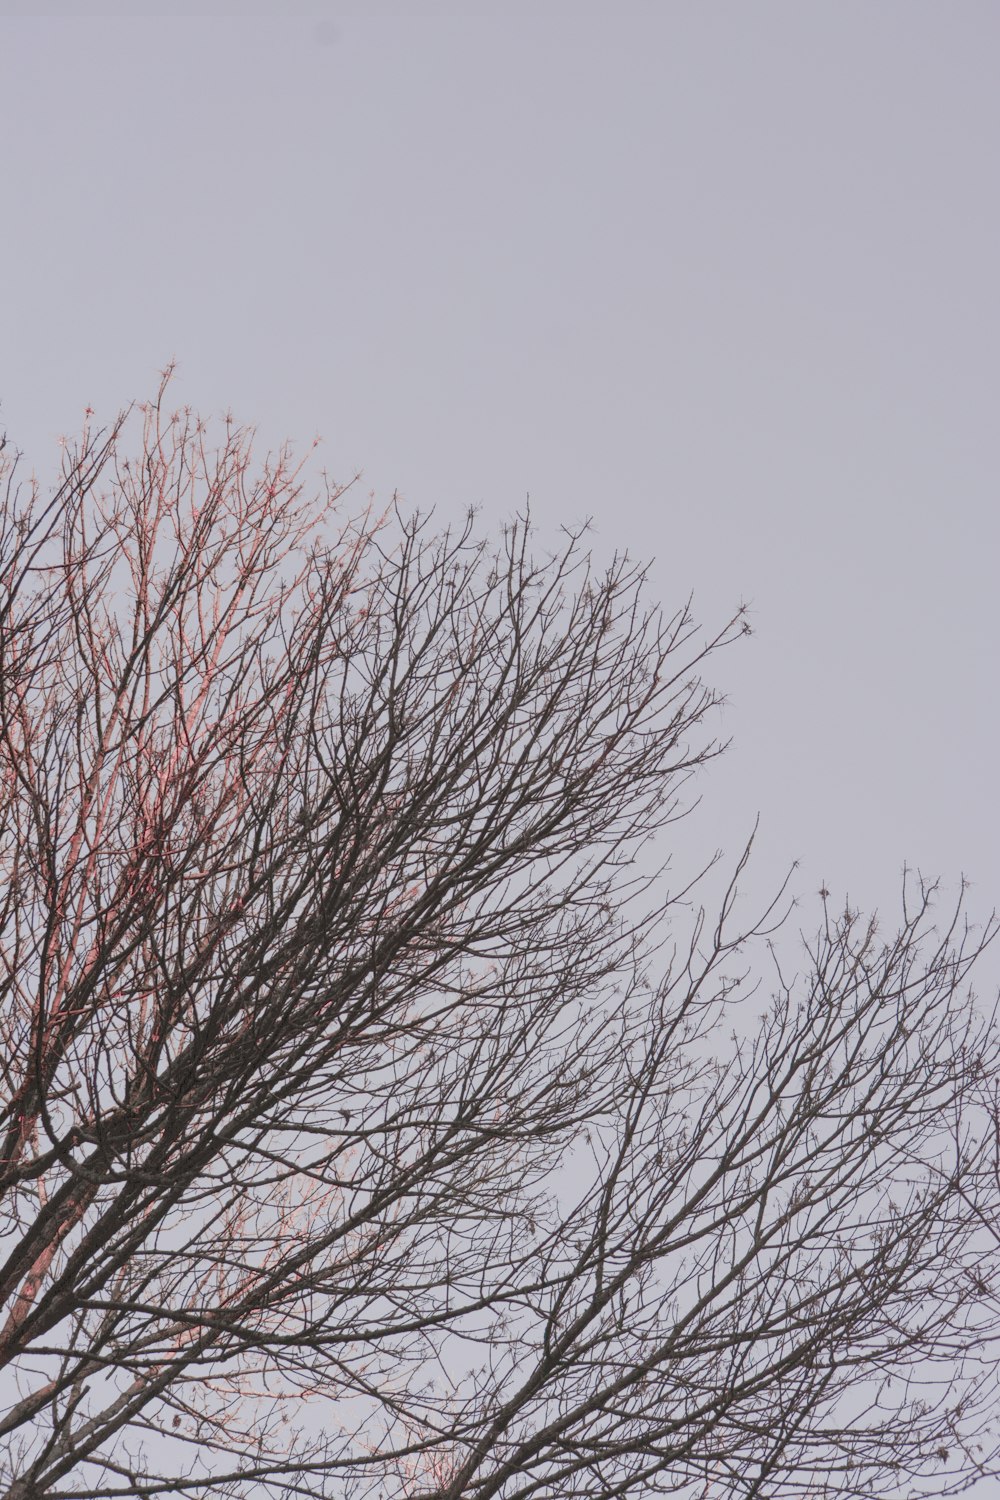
[[1, 377, 998, 1500]]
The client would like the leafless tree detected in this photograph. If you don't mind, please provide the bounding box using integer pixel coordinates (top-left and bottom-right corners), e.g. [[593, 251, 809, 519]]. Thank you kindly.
[[1, 378, 999, 1500]]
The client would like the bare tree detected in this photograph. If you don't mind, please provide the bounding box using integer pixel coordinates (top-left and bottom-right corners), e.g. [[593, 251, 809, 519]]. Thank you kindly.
[[1, 379, 999, 1500]]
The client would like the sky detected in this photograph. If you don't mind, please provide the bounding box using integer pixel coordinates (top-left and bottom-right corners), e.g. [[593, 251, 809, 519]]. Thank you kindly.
[[2, 3, 997, 962], [2, 4, 1000, 1493], [1, 0, 1000, 954]]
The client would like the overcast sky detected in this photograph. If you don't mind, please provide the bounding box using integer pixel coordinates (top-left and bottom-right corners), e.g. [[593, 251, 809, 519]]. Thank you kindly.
[[3, 2, 997, 958], [2, 6, 999, 1494]]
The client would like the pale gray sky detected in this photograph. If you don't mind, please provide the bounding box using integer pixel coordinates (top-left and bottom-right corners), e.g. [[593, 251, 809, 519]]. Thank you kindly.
[[2, 5, 1000, 1493], [2, 2, 997, 933]]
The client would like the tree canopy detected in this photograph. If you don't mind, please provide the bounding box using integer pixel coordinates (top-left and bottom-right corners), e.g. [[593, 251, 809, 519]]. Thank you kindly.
[[1, 384, 998, 1500]]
